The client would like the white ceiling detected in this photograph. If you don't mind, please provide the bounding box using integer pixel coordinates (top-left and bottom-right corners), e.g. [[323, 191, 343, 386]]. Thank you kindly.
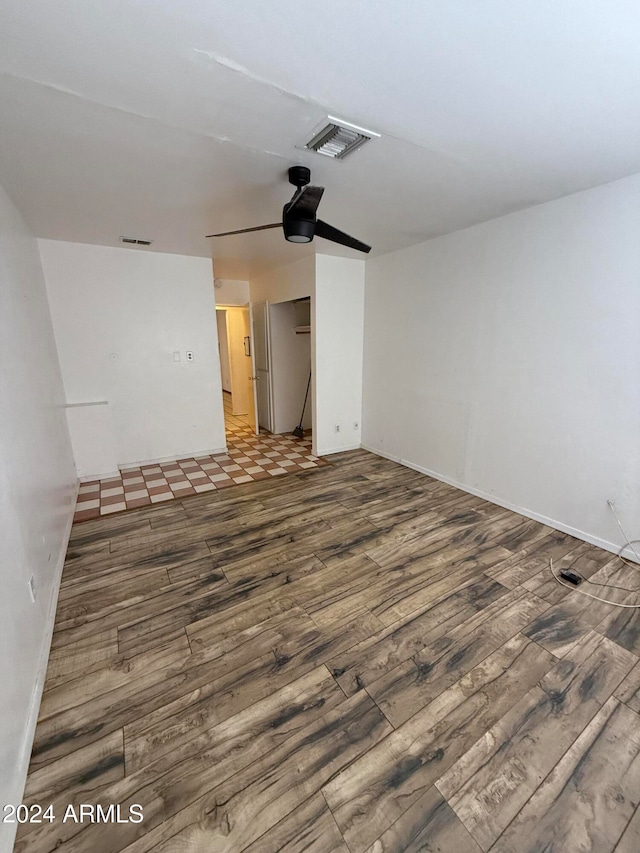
[[1, 0, 639, 277]]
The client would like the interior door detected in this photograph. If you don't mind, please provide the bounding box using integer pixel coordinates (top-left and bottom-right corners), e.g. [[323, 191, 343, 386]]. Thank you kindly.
[[242, 306, 256, 433], [250, 301, 272, 433]]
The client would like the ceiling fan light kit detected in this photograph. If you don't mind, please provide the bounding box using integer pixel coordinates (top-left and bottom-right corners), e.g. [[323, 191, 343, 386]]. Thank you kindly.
[[283, 218, 315, 243], [207, 166, 371, 253]]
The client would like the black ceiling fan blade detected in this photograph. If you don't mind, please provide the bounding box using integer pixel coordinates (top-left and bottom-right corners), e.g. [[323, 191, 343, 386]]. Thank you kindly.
[[287, 186, 325, 219], [206, 223, 281, 238], [315, 219, 371, 253]]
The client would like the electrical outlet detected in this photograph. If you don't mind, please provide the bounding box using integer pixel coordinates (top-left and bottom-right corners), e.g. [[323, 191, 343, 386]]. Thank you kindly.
[[28, 575, 36, 603], [335, 424, 340, 433], [186, 351, 194, 362], [353, 421, 359, 430]]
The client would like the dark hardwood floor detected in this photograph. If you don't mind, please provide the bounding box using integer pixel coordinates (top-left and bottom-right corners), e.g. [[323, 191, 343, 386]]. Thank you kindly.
[[15, 449, 640, 852]]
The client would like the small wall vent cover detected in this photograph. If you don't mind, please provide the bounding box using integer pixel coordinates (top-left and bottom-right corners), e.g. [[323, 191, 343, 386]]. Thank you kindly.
[[305, 117, 380, 160], [120, 236, 153, 246]]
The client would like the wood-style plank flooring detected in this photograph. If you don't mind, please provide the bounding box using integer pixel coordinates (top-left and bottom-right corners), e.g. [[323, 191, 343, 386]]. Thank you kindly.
[[15, 449, 640, 853]]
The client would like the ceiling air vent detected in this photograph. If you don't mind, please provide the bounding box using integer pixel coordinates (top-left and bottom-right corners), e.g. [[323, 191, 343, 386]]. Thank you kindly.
[[120, 236, 153, 246], [305, 117, 380, 160]]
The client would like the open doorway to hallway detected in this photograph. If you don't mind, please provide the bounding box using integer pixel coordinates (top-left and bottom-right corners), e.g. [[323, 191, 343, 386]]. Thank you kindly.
[[216, 305, 256, 440], [216, 295, 314, 446], [222, 390, 251, 435]]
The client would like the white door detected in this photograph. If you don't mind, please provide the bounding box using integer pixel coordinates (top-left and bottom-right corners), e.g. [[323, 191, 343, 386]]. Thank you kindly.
[[215, 309, 231, 392], [242, 306, 256, 433], [250, 301, 272, 433]]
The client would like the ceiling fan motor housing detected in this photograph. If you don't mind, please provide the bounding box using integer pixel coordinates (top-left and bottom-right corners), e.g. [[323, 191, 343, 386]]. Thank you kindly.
[[288, 165, 311, 187]]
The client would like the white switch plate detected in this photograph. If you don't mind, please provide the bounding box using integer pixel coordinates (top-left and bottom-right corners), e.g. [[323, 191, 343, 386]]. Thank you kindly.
[[173, 351, 181, 362]]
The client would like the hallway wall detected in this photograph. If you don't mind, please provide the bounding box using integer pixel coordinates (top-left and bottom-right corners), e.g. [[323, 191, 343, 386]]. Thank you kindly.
[[314, 255, 365, 455], [39, 240, 226, 470]]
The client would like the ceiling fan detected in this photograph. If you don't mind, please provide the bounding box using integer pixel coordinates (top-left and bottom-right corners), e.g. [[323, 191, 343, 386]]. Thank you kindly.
[[206, 166, 371, 253]]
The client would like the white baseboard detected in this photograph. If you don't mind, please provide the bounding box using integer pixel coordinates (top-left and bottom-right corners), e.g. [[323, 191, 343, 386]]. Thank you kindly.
[[7, 479, 79, 852], [79, 469, 120, 482], [360, 443, 402, 464], [360, 443, 625, 559], [78, 444, 230, 481], [318, 442, 362, 457], [118, 446, 229, 472]]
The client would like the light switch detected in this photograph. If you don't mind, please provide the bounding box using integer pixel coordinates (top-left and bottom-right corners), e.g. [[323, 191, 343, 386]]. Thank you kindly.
[[173, 351, 181, 362]]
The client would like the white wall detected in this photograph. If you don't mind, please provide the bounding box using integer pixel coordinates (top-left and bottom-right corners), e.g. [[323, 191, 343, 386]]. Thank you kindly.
[[65, 402, 119, 479], [39, 240, 226, 470], [363, 173, 640, 554], [269, 301, 312, 434], [314, 255, 365, 455], [0, 187, 76, 852], [214, 278, 250, 306], [250, 255, 316, 305]]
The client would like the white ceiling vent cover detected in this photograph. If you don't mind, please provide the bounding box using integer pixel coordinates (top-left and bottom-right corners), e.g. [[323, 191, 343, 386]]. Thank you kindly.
[[305, 117, 380, 160]]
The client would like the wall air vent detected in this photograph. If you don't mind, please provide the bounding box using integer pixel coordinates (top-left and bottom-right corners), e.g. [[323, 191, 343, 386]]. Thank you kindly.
[[305, 117, 380, 160], [120, 236, 153, 246]]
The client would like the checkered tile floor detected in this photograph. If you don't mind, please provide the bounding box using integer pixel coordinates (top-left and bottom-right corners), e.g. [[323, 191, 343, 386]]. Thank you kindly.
[[73, 422, 325, 523]]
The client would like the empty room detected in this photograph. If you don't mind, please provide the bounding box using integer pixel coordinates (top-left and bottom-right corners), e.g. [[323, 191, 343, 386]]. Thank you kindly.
[[2, 2, 640, 852]]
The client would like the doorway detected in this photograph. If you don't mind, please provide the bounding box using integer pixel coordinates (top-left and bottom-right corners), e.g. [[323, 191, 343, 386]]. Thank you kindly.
[[216, 306, 256, 439], [267, 298, 312, 436]]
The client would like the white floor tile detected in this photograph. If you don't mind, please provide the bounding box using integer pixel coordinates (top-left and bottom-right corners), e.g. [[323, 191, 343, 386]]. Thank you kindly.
[[101, 502, 126, 514], [101, 486, 124, 498], [124, 489, 148, 501]]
